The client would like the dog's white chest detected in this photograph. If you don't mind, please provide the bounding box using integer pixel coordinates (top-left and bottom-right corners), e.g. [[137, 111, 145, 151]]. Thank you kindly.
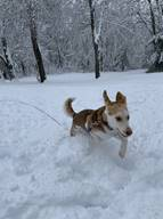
[[90, 127, 118, 141]]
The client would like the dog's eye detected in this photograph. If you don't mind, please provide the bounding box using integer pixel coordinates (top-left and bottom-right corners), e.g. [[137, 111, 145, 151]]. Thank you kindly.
[[116, 116, 122, 122], [126, 115, 130, 120]]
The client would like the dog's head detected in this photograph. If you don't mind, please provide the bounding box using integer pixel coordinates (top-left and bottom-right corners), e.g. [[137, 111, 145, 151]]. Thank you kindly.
[[103, 90, 132, 138]]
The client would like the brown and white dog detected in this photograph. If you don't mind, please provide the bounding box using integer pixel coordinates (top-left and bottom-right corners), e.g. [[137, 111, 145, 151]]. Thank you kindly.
[[64, 91, 132, 158]]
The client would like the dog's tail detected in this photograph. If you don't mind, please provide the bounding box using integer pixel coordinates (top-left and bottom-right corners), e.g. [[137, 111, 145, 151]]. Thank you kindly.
[[64, 98, 76, 118]]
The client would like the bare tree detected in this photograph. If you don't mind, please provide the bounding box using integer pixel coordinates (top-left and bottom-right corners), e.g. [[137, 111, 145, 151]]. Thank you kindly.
[[139, 0, 163, 72], [88, 0, 100, 79], [28, 0, 46, 83], [1, 0, 162, 76], [1, 37, 15, 80]]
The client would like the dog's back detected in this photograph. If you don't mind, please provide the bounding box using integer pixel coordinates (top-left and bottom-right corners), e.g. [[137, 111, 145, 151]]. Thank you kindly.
[[64, 98, 107, 135], [64, 98, 93, 129]]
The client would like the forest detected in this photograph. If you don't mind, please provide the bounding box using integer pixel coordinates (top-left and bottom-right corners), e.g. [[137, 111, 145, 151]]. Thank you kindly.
[[0, 0, 163, 81]]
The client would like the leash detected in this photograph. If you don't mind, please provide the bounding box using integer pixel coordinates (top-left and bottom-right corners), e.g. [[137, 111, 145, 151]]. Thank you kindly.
[[0, 99, 65, 129], [1, 99, 163, 137]]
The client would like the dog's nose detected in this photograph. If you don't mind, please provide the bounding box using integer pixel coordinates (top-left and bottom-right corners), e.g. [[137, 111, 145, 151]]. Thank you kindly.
[[126, 127, 133, 136]]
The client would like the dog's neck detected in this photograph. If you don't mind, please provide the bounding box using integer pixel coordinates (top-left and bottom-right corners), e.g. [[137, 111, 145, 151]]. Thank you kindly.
[[102, 109, 114, 131], [89, 108, 118, 139]]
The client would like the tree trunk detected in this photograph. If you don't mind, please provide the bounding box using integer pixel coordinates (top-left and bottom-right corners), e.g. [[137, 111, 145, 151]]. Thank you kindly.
[[88, 0, 100, 79], [147, 0, 156, 36], [146, 0, 163, 73], [147, 36, 163, 73], [30, 23, 46, 83], [1, 37, 15, 80], [21, 61, 26, 76], [28, 0, 46, 83]]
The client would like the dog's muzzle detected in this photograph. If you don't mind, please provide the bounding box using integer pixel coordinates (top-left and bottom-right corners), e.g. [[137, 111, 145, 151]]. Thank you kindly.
[[125, 127, 133, 137], [118, 127, 133, 138]]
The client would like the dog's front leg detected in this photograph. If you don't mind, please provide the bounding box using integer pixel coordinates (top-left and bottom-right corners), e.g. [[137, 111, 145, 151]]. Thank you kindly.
[[119, 138, 128, 159]]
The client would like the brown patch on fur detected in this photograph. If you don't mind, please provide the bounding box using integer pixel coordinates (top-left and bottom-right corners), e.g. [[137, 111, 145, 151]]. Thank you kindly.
[[64, 98, 108, 135], [73, 109, 94, 129], [106, 102, 126, 115], [86, 107, 107, 132]]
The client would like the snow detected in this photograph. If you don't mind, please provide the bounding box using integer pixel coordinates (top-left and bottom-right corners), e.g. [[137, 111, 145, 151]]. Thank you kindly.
[[1, 70, 163, 219]]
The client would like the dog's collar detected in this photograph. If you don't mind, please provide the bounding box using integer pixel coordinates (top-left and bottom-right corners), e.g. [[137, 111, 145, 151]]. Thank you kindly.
[[102, 112, 114, 131], [86, 121, 114, 133]]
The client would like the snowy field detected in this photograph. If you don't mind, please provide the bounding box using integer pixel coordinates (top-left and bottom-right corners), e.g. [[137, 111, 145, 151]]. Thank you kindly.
[[1, 70, 163, 219]]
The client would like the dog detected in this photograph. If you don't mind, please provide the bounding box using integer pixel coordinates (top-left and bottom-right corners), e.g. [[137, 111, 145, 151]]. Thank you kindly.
[[64, 90, 132, 158]]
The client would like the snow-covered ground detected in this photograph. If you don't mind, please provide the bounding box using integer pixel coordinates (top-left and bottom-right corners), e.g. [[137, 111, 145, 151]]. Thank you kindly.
[[0, 70, 163, 219]]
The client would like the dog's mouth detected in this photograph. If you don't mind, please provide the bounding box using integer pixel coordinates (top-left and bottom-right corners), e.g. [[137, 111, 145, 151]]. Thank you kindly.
[[117, 129, 128, 138]]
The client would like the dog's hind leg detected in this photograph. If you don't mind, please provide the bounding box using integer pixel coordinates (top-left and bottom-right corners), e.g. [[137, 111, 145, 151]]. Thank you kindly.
[[70, 124, 76, 137]]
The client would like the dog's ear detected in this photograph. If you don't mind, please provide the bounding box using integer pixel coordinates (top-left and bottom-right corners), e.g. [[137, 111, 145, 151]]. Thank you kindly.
[[116, 92, 126, 105], [103, 90, 112, 105]]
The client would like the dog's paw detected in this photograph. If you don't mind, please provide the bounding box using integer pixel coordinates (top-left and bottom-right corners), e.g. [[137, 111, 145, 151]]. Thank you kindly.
[[119, 151, 126, 159]]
